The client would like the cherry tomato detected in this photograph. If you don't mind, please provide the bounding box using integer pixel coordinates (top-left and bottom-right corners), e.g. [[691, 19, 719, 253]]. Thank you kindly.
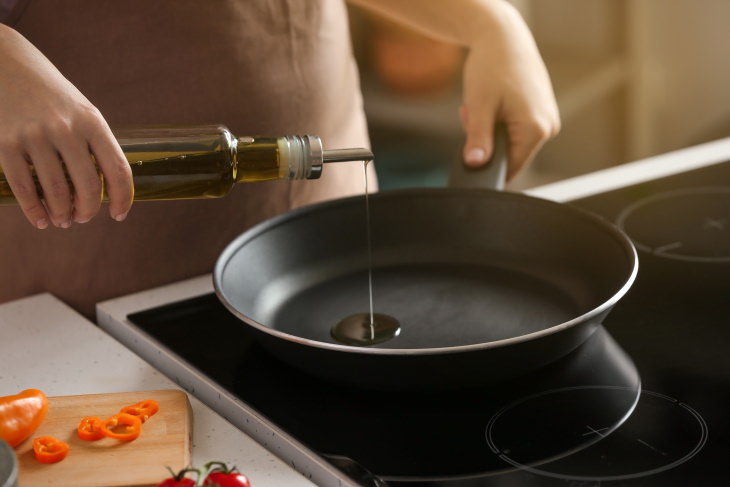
[[204, 471, 250, 487], [156, 478, 196, 487], [156, 467, 197, 487], [158, 462, 249, 487], [203, 462, 250, 487]]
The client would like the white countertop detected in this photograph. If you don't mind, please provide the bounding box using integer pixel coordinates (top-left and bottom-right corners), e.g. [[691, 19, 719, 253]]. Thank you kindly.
[[0, 292, 315, 487], [3, 135, 730, 486], [526, 136, 730, 202]]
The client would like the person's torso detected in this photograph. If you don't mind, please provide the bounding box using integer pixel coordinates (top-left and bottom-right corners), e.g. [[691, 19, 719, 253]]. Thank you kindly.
[[0, 0, 372, 316]]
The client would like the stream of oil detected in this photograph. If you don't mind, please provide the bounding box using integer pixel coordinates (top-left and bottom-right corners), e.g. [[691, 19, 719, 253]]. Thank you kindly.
[[330, 161, 400, 346], [364, 160, 375, 327]]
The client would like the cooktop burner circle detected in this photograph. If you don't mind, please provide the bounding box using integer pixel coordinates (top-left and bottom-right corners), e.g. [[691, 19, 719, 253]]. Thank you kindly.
[[616, 187, 730, 262], [486, 388, 707, 482]]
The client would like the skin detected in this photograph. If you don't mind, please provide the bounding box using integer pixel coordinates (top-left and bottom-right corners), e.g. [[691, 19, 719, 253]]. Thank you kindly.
[[0, 0, 557, 228], [349, 0, 561, 180], [0, 24, 133, 229]]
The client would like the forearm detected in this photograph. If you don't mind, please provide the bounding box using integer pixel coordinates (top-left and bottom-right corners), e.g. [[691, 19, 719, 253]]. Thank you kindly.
[[346, 0, 522, 48], [347, 0, 560, 180], [0, 24, 133, 227]]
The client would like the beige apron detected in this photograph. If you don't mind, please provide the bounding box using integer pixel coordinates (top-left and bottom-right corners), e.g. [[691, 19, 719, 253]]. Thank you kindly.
[[0, 0, 373, 318]]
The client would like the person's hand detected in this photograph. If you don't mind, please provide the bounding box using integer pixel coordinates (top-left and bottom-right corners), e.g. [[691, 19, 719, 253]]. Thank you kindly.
[[348, 0, 561, 182], [459, 3, 560, 180], [0, 25, 133, 229]]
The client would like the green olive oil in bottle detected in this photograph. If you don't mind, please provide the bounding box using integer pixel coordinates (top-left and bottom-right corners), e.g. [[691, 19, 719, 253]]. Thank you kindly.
[[0, 124, 373, 205]]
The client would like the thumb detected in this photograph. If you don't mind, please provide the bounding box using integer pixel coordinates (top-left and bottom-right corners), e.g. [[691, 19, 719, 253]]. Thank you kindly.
[[460, 105, 496, 168]]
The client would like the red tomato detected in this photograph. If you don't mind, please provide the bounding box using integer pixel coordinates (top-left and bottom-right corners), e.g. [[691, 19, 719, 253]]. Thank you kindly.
[[156, 478, 195, 487], [156, 467, 197, 487], [158, 462, 249, 487], [204, 471, 251, 487]]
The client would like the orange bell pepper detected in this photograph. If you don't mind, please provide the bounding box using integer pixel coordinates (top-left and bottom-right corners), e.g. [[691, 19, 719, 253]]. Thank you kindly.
[[120, 399, 160, 423], [32, 436, 69, 463], [77, 416, 105, 441], [100, 413, 142, 441], [0, 389, 49, 447]]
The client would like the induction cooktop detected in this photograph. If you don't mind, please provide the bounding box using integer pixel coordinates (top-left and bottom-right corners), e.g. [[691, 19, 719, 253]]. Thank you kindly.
[[109, 158, 730, 486]]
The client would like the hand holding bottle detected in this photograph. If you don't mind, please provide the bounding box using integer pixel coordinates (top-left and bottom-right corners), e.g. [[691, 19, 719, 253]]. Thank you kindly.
[[0, 25, 133, 229]]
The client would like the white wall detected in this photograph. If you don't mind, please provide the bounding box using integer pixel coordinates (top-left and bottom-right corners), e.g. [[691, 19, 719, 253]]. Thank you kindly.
[[627, 0, 730, 156], [515, 0, 730, 187]]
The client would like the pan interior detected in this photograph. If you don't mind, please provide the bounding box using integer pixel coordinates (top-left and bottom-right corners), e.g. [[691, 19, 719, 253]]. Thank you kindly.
[[216, 189, 636, 353], [260, 262, 581, 349], [331, 312, 401, 346]]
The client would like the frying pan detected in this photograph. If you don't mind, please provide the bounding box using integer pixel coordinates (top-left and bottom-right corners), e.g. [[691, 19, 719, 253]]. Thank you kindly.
[[214, 128, 638, 390]]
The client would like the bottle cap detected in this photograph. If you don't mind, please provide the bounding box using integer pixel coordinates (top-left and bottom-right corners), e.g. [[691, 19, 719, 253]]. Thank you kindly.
[[280, 135, 323, 180]]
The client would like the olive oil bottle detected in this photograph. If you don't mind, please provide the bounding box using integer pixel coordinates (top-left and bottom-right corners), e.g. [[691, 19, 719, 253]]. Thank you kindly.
[[0, 124, 373, 205]]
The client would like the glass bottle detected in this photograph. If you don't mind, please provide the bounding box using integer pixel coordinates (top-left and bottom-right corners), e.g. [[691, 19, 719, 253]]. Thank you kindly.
[[0, 124, 373, 205]]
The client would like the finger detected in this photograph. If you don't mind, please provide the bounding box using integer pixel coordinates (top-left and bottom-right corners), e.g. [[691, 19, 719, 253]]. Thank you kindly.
[[462, 104, 555, 181], [51, 133, 102, 224], [505, 131, 543, 181], [503, 118, 557, 180], [459, 104, 497, 168], [87, 125, 133, 221], [25, 141, 74, 228], [1, 151, 50, 229]]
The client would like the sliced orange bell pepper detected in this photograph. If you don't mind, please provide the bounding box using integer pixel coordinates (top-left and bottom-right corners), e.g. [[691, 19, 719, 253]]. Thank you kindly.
[[77, 416, 105, 441], [100, 413, 142, 441], [119, 399, 160, 423], [32, 436, 69, 463], [0, 389, 49, 447]]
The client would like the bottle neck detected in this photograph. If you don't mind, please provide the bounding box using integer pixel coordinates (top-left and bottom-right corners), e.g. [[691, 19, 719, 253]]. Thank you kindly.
[[276, 135, 324, 180], [233, 134, 323, 182]]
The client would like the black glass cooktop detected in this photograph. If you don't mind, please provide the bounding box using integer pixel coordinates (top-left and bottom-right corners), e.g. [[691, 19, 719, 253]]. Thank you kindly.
[[128, 160, 730, 486]]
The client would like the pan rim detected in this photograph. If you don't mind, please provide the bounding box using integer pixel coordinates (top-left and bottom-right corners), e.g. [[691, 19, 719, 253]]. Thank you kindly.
[[213, 188, 639, 356]]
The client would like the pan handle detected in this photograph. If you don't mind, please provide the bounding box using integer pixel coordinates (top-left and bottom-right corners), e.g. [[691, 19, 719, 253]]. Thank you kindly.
[[447, 123, 508, 191]]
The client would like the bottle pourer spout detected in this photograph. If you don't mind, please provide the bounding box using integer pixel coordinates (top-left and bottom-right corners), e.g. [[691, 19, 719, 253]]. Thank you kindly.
[[322, 148, 374, 163], [305, 146, 374, 179]]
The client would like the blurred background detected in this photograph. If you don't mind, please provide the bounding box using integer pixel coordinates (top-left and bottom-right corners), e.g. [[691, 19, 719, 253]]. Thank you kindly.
[[348, 0, 730, 191]]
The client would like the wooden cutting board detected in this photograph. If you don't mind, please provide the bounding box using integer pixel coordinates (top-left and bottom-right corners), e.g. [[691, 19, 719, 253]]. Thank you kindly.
[[16, 389, 192, 487]]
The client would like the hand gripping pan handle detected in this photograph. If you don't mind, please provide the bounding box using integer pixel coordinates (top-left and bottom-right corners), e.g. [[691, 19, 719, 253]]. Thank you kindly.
[[448, 123, 508, 190]]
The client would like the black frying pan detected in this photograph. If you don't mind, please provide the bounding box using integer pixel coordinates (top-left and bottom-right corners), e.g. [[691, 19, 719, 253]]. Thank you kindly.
[[214, 129, 638, 390]]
